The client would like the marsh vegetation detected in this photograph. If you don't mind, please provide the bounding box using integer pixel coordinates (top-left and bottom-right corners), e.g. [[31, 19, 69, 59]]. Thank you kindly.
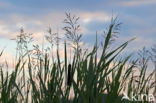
[[0, 13, 155, 103]]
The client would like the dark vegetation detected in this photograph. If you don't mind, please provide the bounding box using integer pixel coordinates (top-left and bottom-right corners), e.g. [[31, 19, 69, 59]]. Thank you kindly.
[[0, 13, 155, 103]]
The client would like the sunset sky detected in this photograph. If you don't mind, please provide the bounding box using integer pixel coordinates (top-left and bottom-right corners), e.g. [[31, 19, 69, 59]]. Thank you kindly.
[[0, 0, 156, 64]]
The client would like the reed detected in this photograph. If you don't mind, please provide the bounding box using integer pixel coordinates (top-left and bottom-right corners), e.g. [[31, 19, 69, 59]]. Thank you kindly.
[[0, 13, 155, 103]]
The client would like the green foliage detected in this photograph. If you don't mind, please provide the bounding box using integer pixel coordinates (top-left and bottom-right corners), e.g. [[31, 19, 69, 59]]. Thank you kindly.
[[0, 14, 155, 103]]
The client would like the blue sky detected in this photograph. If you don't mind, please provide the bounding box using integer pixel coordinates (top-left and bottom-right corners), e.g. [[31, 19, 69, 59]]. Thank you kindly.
[[0, 0, 156, 64]]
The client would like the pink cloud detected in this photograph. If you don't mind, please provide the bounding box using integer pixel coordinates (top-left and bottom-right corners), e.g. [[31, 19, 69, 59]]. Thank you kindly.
[[119, 0, 156, 7]]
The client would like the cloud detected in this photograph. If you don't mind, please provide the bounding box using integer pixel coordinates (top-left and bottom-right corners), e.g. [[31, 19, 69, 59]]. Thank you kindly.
[[0, 12, 64, 39], [78, 11, 111, 23], [119, 0, 156, 7], [76, 11, 112, 35], [0, 1, 13, 9], [0, 10, 155, 56], [0, 11, 111, 40]]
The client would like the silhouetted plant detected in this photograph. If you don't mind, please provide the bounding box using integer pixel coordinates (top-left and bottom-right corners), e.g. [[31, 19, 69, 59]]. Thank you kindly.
[[63, 13, 82, 55], [0, 13, 155, 103], [149, 45, 156, 97], [12, 28, 33, 60]]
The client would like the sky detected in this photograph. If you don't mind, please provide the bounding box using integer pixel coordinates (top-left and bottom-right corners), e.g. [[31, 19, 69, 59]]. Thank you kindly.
[[0, 0, 156, 68]]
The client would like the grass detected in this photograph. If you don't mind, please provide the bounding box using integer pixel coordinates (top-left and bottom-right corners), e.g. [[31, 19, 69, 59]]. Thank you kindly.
[[0, 13, 155, 103]]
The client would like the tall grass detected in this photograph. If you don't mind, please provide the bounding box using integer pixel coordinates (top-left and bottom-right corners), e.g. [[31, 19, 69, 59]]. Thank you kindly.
[[0, 13, 155, 103]]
